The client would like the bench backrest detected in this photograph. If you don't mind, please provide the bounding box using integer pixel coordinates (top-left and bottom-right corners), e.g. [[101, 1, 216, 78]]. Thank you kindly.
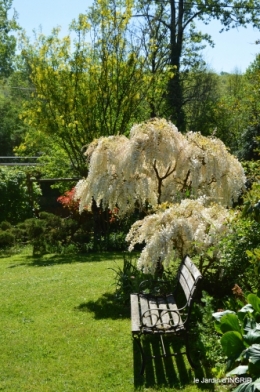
[[177, 255, 202, 307]]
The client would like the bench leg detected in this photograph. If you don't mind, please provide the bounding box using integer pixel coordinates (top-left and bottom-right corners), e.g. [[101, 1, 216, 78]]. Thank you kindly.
[[133, 335, 146, 376], [185, 331, 196, 369]]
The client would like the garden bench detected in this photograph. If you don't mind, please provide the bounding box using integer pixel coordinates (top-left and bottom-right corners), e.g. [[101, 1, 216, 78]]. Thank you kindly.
[[130, 255, 202, 375]]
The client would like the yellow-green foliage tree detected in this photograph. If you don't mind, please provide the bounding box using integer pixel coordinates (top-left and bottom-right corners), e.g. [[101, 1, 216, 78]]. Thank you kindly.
[[18, 0, 174, 176], [212, 71, 246, 153], [237, 55, 260, 160], [212, 56, 260, 157]]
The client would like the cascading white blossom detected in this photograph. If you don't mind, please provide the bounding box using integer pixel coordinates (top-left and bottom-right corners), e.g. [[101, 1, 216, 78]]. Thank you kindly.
[[126, 197, 232, 274], [75, 118, 246, 214], [75, 118, 245, 273], [75, 135, 129, 211]]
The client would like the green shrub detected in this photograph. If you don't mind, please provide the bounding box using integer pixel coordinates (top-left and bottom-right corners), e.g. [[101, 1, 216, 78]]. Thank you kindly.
[[213, 293, 260, 391], [202, 180, 260, 296], [0, 221, 12, 231], [111, 254, 156, 304], [192, 291, 225, 371], [107, 232, 128, 251], [0, 230, 15, 248], [111, 254, 182, 305], [10, 226, 27, 244], [9, 210, 131, 256], [0, 167, 41, 224], [23, 214, 62, 255]]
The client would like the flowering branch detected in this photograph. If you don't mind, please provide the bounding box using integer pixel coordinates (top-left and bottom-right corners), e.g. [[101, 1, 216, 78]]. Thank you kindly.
[[152, 159, 176, 204]]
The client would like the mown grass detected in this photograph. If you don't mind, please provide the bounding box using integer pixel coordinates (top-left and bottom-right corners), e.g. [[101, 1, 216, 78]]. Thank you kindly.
[[0, 247, 224, 392]]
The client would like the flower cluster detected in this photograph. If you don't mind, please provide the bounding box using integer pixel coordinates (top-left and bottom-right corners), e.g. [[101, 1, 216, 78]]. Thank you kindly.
[[75, 118, 246, 273], [126, 197, 231, 273], [75, 118, 246, 215]]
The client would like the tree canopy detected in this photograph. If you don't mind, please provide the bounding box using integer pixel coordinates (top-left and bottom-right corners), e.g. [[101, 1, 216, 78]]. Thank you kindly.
[[0, 0, 20, 77], [75, 118, 246, 215], [135, 0, 260, 129], [18, 1, 174, 175], [75, 118, 246, 273]]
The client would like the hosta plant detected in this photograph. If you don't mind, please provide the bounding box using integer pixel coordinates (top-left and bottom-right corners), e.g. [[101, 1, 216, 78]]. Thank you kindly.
[[213, 293, 260, 391]]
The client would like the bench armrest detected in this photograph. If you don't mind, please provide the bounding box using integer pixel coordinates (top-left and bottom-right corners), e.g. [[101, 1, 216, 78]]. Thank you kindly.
[[142, 308, 183, 328]]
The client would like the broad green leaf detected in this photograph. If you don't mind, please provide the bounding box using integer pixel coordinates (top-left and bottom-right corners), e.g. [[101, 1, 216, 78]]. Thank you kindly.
[[244, 317, 257, 333], [253, 378, 260, 390], [214, 321, 223, 335], [242, 344, 260, 365], [212, 310, 235, 322], [226, 365, 249, 376], [247, 294, 260, 313], [213, 310, 236, 334], [244, 329, 260, 345], [233, 382, 255, 392], [219, 313, 242, 334], [239, 304, 255, 315], [221, 331, 246, 359]]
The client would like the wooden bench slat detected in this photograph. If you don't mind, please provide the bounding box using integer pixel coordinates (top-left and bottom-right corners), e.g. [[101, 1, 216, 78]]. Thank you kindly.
[[184, 256, 201, 280], [157, 297, 170, 328], [149, 298, 160, 327], [139, 295, 152, 328], [166, 294, 183, 327], [178, 272, 191, 301], [181, 264, 195, 288], [130, 294, 141, 333]]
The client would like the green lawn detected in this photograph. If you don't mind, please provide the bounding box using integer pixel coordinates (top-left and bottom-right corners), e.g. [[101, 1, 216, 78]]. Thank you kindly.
[[0, 248, 223, 392]]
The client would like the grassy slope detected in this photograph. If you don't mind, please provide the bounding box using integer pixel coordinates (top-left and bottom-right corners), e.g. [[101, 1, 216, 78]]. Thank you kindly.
[[0, 248, 219, 392]]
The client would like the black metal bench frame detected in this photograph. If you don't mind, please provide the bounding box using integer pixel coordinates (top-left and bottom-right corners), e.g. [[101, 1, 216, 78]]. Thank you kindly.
[[130, 255, 202, 375]]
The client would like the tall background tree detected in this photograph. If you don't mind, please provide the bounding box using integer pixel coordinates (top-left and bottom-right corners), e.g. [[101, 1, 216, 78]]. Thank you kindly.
[[0, 0, 23, 155], [18, 0, 174, 176], [135, 0, 260, 130], [0, 0, 19, 77], [14, 0, 260, 173]]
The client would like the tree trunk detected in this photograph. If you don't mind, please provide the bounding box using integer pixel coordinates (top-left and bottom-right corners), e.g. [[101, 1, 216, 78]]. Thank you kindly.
[[168, 0, 185, 131]]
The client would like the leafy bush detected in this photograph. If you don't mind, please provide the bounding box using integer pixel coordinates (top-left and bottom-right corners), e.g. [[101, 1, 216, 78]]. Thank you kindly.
[[24, 213, 66, 255], [111, 254, 145, 304], [0, 230, 15, 248], [0, 167, 41, 224], [242, 183, 260, 223], [0, 221, 12, 231], [202, 217, 260, 296], [237, 125, 260, 161], [0, 211, 128, 255], [192, 291, 225, 371], [213, 293, 260, 391], [57, 187, 137, 252], [20, 212, 94, 255], [202, 181, 260, 296], [112, 254, 184, 305]]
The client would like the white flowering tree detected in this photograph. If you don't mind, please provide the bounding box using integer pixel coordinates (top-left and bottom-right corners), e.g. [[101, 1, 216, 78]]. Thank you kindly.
[[75, 118, 246, 273], [126, 197, 232, 274]]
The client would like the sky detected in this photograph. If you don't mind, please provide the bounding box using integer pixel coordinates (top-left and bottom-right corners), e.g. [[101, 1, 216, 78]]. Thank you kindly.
[[11, 0, 260, 74]]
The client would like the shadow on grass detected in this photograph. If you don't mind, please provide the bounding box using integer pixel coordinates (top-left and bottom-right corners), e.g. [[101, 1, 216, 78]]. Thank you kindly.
[[133, 335, 215, 391], [75, 292, 130, 319], [8, 251, 124, 268]]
